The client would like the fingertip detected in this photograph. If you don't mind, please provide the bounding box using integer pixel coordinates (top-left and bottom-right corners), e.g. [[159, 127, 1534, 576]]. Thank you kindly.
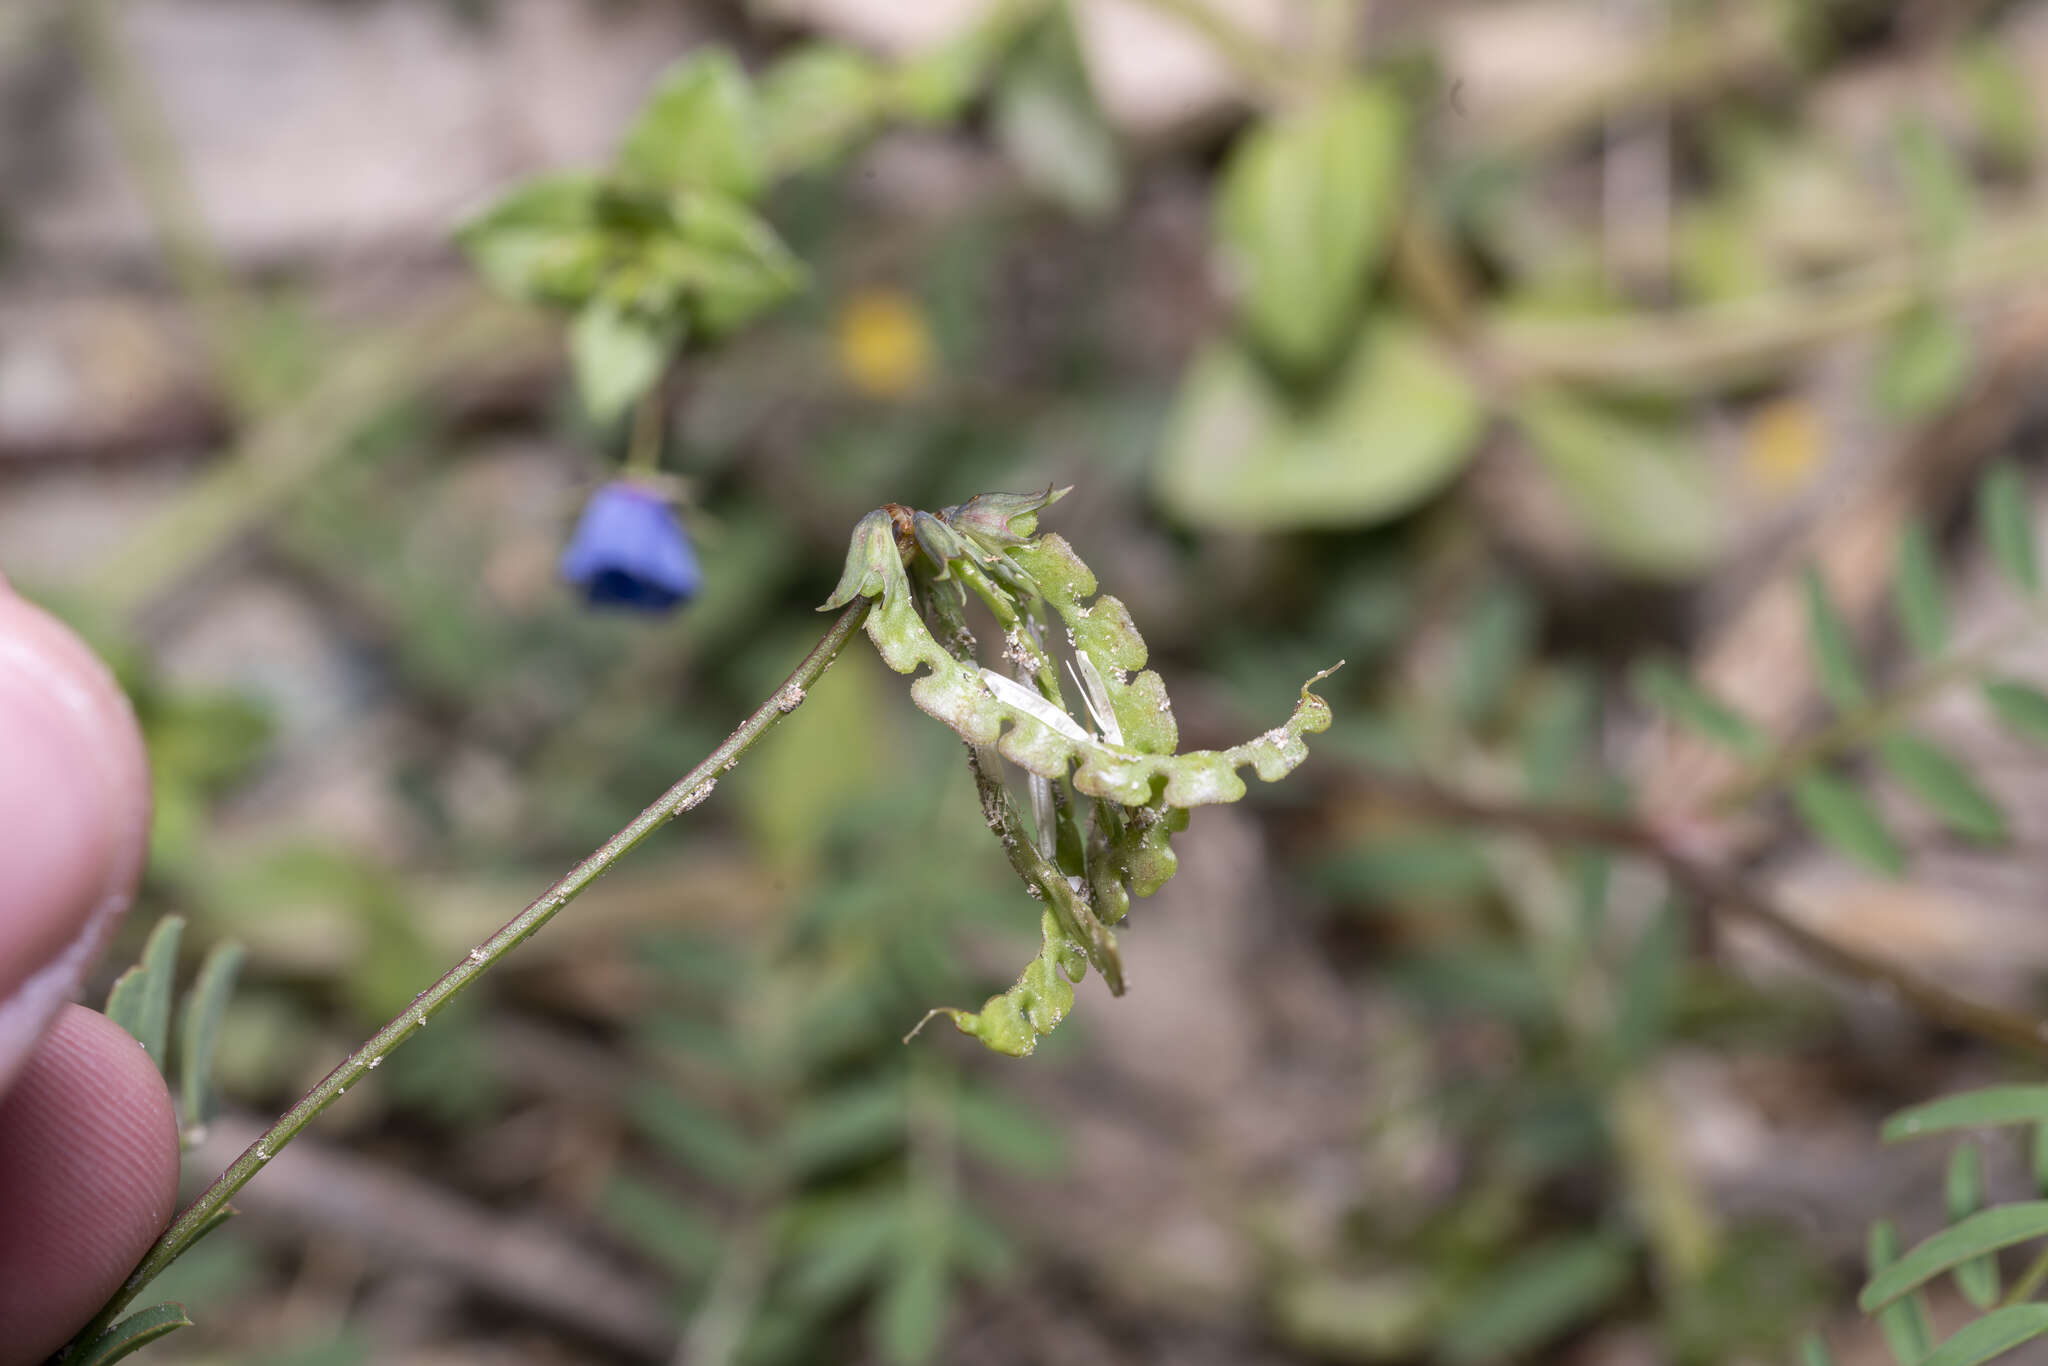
[[0, 1006, 180, 1366], [0, 589, 152, 1091]]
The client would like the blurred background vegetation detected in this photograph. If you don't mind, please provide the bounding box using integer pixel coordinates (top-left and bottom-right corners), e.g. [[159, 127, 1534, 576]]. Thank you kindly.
[[10, 0, 2048, 1362]]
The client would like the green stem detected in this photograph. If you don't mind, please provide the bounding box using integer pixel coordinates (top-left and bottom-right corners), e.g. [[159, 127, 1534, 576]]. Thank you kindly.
[[625, 386, 666, 480], [1705, 603, 2048, 816], [67, 0, 249, 407], [2004, 1244, 2048, 1307], [58, 599, 873, 1359]]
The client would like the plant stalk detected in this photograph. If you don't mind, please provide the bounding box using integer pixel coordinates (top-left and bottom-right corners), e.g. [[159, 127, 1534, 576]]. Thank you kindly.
[[1349, 767, 2048, 1064], [59, 598, 872, 1359]]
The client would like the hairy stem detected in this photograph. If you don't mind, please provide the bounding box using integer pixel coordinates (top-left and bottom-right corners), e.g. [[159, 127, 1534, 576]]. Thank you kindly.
[[1352, 767, 2048, 1063], [60, 599, 872, 1358]]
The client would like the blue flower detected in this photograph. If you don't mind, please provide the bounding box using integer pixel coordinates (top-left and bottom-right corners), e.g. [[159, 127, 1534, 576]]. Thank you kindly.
[[559, 482, 702, 611]]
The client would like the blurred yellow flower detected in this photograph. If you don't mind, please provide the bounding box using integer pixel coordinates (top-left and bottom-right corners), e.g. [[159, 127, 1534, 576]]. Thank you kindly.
[[1742, 397, 1823, 497], [835, 288, 933, 399]]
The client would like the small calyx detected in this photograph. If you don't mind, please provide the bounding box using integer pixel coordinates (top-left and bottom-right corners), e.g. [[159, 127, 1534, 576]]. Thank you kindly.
[[828, 489, 1339, 1057]]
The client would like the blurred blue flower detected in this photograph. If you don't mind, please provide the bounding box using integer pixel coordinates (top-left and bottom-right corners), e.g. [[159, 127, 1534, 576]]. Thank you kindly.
[[559, 481, 701, 611]]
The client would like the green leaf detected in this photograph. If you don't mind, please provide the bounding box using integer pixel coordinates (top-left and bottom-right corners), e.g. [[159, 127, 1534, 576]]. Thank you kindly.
[[1862, 1205, 2048, 1312], [1513, 389, 1724, 580], [66, 1302, 193, 1366], [628, 1087, 763, 1190], [1800, 1330, 1837, 1366], [1611, 901, 1684, 1071], [1886, 1086, 2048, 1141], [1801, 567, 1868, 710], [455, 175, 604, 307], [1979, 462, 2039, 598], [1869, 1220, 1936, 1366], [1877, 305, 1971, 419], [1155, 321, 1483, 531], [1216, 82, 1405, 376], [993, 8, 1120, 220], [617, 52, 765, 199], [569, 299, 671, 425], [952, 1085, 1067, 1178], [1984, 680, 2048, 748], [1436, 1234, 1634, 1363], [875, 1237, 950, 1366], [176, 941, 246, 1142], [1894, 522, 1949, 659], [2035, 1122, 2048, 1197], [1633, 657, 1765, 755], [786, 1195, 903, 1309], [1791, 772, 1905, 875], [758, 45, 883, 173], [1879, 733, 2007, 843], [778, 1079, 908, 1178], [107, 916, 184, 1073], [596, 1173, 722, 1279], [1453, 582, 1535, 726], [1947, 1142, 2000, 1308], [1919, 1306, 2048, 1366], [1896, 119, 1973, 252]]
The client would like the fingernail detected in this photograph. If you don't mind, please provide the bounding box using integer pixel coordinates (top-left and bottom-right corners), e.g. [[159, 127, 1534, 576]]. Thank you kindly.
[[0, 592, 150, 1088]]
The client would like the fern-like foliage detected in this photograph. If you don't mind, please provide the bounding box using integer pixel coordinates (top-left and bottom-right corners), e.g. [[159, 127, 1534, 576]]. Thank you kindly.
[[1638, 460, 2048, 875], [1796, 1084, 2048, 1366], [68, 918, 245, 1365]]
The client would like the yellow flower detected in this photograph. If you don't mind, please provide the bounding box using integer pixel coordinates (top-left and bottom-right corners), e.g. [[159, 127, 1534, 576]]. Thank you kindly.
[[835, 288, 933, 399]]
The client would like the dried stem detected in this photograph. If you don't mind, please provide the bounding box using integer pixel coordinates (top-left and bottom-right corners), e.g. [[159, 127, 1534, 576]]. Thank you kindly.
[[59, 599, 873, 1359]]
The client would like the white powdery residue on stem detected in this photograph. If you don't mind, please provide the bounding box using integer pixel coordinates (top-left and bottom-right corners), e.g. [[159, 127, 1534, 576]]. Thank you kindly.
[[679, 779, 716, 812], [776, 684, 807, 713]]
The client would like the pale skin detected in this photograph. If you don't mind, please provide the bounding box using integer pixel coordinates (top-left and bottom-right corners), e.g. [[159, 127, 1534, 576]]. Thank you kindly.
[[0, 580, 179, 1366]]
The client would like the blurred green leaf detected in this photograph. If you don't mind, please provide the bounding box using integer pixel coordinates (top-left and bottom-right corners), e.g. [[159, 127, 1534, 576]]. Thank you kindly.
[[570, 298, 672, 424], [617, 52, 765, 199], [176, 941, 245, 1142], [1946, 1142, 1999, 1308], [779, 1078, 909, 1179], [1979, 461, 2039, 598], [1633, 658, 1764, 756], [759, 45, 883, 172], [1895, 119, 1973, 253], [1791, 772, 1905, 875], [597, 1173, 723, 1280], [1611, 901, 1684, 1071], [1216, 82, 1405, 376], [456, 175, 604, 306], [952, 1085, 1067, 1178], [1513, 389, 1723, 579], [108, 916, 184, 1073], [993, 8, 1120, 219], [67, 1303, 192, 1366], [1878, 733, 2006, 844], [1894, 522, 1949, 659], [1867, 1212, 2048, 1310], [1437, 1234, 1634, 1363], [1919, 1307, 2048, 1366], [1801, 1330, 1838, 1366], [1983, 680, 2048, 748], [1958, 39, 2037, 169], [1156, 321, 1482, 530], [1801, 567, 1868, 711], [1877, 306, 1971, 419], [1885, 1086, 2048, 1141], [785, 1195, 904, 1310], [1868, 1219, 1936, 1366], [875, 1236, 950, 1366], [630, 1087, 764, 1191], [1453, 582, 1536, 726]]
